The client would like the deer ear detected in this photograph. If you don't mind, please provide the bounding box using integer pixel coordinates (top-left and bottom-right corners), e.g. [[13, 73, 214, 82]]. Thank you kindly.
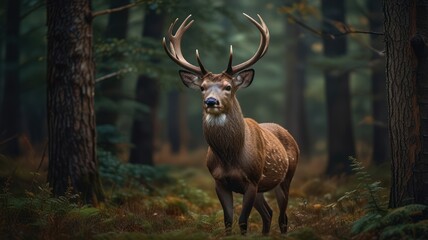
[[234, 69, 254, 89], [179, 70, 202, 90]]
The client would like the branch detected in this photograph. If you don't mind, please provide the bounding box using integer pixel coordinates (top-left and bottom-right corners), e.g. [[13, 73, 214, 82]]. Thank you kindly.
[[21, 1, 45, 20], [92, 2, 141, 19], [286, 13, 325, 38], [331, 21, 384, 38], [286, 13, 384, 40], [95, 70, 124, 83]]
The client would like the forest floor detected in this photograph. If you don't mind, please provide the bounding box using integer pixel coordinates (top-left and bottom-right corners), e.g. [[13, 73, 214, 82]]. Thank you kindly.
[[1, 145, 426, 240]]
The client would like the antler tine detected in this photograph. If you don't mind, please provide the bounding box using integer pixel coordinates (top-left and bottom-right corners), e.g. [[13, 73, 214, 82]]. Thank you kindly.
[[257, 14, 270, 57], [225, 13, 269, 75], [162, 15, 207, 75], [226, 45, 233, 75], [175, 15, 194, 38], [196, 49, 207, 74]]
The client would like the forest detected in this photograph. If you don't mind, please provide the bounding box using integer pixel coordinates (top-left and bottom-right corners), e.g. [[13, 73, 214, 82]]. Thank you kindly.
[[1, 0, 428, 239]]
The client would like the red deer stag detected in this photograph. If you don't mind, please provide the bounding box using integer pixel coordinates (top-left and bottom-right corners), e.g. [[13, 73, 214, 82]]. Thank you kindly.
[[163, 14, 299, 235]]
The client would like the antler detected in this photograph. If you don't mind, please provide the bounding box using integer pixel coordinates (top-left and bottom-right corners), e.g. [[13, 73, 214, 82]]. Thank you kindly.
[[225, 13, 270, 75], [162, 15, 208, 75]]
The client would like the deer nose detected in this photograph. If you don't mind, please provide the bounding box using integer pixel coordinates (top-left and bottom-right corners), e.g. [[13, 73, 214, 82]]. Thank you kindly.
[[204, 97, 219, 107]]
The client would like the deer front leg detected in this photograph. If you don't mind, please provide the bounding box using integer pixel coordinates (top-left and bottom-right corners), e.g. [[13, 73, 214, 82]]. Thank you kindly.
[[239, 183, 257, 235], [215, 182, 233, 235]]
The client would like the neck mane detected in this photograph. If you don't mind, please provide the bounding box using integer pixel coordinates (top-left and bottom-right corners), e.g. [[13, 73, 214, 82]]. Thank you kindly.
[[202, 98, 246, 161]]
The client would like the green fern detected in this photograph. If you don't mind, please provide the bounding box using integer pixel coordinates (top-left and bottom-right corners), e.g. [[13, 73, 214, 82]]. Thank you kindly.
[[331, 157, 388, 234], [349, 157, 387, 215], [349, 157, 428, 239]]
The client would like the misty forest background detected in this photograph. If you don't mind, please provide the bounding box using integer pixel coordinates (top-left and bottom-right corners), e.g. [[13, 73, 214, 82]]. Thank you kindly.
[[1, 0, 428, 239]]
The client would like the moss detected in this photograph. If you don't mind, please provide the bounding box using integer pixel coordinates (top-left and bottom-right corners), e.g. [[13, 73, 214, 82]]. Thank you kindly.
[[353, 204, 428, 240], [286, 227, 322, 240]]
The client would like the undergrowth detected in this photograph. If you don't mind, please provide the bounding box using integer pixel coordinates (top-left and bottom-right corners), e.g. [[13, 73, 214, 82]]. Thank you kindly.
[[1, 153, 427, 239]]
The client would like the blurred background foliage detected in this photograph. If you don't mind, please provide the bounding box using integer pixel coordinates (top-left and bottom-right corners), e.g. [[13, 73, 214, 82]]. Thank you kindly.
[[0, 0, 384, 165]]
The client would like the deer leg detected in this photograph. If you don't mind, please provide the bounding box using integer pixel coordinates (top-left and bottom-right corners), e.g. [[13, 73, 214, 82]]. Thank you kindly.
[[274, 181, 291, 234], [215, 182, 234, 235], [239, 184, 257, 235], [254, 193, 272, 235]]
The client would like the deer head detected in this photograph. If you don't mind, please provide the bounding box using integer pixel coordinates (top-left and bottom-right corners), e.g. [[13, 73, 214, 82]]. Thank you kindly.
[[163, 13, 270, 117]]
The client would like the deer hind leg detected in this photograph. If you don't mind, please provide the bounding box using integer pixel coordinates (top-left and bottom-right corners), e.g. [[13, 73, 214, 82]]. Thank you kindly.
[[274, 180, 291, 234], [254, 193, 273, 235]]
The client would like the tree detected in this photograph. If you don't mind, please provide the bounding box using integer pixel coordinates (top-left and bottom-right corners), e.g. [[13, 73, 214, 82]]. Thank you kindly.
[[167, 90, 185, 153], [0, 0, 21, 156], [47, 0, 104, 204], [284, 0, 310, 156], [97, 0, 130, 127], [368, 0, 389, 165], [129, 7, 165, 165], [385, 0, 428, 207], [322, 0, 355, 176], [412, 0, 428, 206]]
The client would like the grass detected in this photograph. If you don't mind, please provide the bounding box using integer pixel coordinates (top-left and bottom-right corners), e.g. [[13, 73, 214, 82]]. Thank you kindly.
[[1, 148, 426, 239]]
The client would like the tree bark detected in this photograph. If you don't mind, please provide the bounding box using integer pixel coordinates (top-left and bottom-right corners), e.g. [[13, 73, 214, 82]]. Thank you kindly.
[[129, 8, 164, 165], [47, 0, 104, 204], [385, 0, 419, 208], [0, 0, 21, 156], [368, 0, 390, 165], [411, 0, 428, 205], [97, 0, 130, 127], [284, 0, 310, 156], [322, 0, 355, 176]]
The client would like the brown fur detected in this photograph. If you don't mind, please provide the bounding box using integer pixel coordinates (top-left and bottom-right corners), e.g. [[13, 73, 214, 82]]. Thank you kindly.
[[196, 73, 299, 235]]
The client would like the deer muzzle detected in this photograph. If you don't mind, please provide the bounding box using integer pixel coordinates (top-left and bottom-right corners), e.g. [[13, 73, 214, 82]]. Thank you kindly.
[[204, 97, 219, 108]]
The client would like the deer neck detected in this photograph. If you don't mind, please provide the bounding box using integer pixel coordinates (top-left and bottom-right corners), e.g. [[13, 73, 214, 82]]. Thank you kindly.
[[202, 97, 246, 161]]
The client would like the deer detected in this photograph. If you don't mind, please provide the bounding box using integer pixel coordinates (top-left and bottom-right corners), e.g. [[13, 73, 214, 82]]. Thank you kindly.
[[163, 13, 299, 235]]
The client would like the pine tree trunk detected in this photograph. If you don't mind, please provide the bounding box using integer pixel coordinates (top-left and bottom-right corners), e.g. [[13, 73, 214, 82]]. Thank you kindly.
[[385, 0, 419, 208], [322, 0, 355, 176], [129, 8, 164, 165], [47, 0, 104, 204], [411, 0, 428, 205], [284, 1, 310, 156], [167, 90, 181, 153], [97, 0, 130, 127], [368, 0, 390, 165], [0, 0, 21, 156]]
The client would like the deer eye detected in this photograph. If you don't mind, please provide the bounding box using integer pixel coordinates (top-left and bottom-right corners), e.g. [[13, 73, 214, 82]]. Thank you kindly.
[[200, 86, 205, 91], [225, 86, 232, 91]]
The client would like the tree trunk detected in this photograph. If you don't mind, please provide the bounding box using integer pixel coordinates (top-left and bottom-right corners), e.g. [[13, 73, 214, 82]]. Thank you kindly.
[[129, 8, 164, 165], [385, 0, 419, 208], [368, 0, 390, 165], [0, 0, 21, 156], [96, 0, 130, 127], [47, 0, 104, 204], [411, 0, 428, 205], [167, 90, 181, 153], [284, 3, 310, 156], [322, 0, 355, 176]]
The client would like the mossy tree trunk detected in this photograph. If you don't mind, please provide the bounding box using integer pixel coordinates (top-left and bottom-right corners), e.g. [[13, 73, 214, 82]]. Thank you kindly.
[[0, 0, 21, 156], [322, 0, 355, 176], [47, 0, 104, 204], [385, 0, 428, 207]]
